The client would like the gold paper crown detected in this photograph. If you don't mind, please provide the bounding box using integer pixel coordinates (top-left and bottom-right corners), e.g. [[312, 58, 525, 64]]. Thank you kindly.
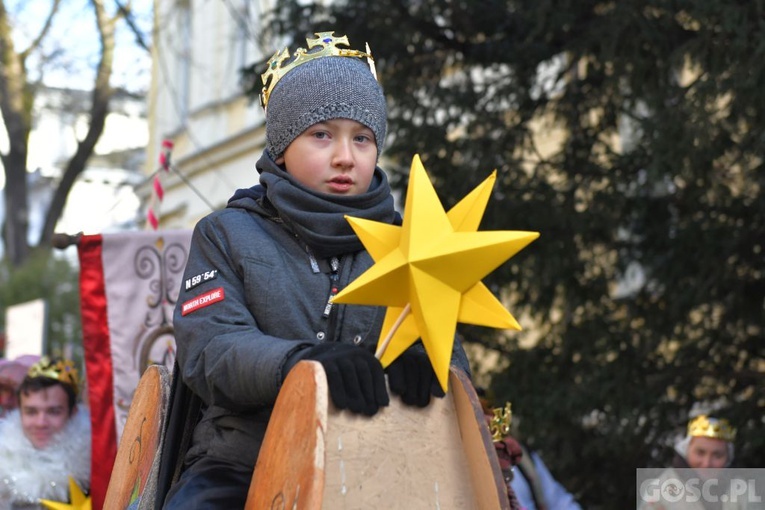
[[260, 31, 377, 109], [688, 415, 736, 442], [27, 357, 80, 395], [489, 402, 513, 442]]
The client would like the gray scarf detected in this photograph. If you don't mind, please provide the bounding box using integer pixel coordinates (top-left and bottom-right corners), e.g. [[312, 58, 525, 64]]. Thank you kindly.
[[229, 152, 398, 259]]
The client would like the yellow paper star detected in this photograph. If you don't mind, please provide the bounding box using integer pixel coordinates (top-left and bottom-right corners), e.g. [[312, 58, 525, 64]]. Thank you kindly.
[[347, 168, 525, 363], [332, 155, 539, 391], [39, 477, 91, 510]]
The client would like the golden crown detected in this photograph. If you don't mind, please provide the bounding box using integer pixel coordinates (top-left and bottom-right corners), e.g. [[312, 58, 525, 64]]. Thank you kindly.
[[260, 31, 377, 110], [489, 402, 513, 442], [688, 415, 736, 442], [27, 357, 80, 395]]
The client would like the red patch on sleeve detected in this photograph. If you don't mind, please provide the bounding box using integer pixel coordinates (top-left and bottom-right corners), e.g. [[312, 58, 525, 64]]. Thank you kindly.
[[181, 287, 225, 316]]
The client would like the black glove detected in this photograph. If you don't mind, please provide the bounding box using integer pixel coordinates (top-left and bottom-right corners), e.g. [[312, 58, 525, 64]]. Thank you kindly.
[[296, 342, 389, 416], [386, 348, 445, 407]]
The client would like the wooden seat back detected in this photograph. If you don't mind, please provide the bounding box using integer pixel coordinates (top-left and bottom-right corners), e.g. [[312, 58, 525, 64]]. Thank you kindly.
[[103, 364, 171, 509]]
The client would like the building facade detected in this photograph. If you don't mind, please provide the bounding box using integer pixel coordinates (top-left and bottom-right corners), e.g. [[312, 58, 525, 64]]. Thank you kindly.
[[146, 0, 275, 229]]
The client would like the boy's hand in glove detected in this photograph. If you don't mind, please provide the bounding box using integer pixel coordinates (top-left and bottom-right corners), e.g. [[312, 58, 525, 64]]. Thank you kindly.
[[289, 342, 389, 416], [385, 348, 445, 407]]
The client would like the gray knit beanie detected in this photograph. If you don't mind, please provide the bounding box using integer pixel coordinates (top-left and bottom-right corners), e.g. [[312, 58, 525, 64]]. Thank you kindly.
[[266, 56, 387, 159]]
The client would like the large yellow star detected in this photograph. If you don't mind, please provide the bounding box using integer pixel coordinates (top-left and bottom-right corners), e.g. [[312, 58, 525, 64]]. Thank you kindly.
[[345, 167, 526, 360], [39, 477, 91, 510], [332, 155, 539, 391]]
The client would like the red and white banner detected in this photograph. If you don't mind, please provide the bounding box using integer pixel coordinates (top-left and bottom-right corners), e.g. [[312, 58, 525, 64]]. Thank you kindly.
[[77, 230, 192, 509]]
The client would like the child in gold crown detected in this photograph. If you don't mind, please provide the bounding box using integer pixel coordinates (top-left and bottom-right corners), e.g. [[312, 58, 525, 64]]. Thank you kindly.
[[638, 414, 740, 510], [673, 414, 736, 470], [164, 31, 471, 508], [0, 357, 90, 509]]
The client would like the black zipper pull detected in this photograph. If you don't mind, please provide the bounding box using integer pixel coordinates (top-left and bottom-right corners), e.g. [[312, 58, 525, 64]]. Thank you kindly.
[[323, 257, 340, 318]]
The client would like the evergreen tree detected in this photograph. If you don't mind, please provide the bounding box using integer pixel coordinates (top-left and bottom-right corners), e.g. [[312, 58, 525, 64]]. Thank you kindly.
[[245, 2, 765, 507]]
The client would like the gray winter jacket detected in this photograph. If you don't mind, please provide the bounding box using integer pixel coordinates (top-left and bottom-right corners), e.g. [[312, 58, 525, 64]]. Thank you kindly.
[[173, 178, 471, 470]]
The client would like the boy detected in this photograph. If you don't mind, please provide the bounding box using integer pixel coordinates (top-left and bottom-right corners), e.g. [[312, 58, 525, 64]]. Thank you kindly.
[[674, 414, 735, 470], [638, 414, 739, 509], [0, 357, 91, 508], [164, 32, 470, 508]]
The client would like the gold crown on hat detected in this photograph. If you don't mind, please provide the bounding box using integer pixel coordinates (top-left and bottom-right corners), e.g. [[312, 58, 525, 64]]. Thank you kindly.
[[27, 356, 80, 395], [688, 415, 736, 442], [489, 402, 513, 442], [260, 31, 377, 110]]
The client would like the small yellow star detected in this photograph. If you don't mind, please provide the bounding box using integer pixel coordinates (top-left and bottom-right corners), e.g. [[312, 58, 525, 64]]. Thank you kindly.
[[332, 155, 538, 391], [39, 477, 91, 510]]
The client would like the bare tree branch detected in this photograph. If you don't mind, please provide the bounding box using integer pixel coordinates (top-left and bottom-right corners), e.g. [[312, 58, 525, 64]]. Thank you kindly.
[[0, 0, 33, 265], [39, 0, 118, 247], [18, 0, 63, 61], [114, 0, 150, 52]]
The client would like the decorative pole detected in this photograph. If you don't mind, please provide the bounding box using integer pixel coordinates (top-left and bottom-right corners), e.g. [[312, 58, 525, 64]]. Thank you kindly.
[[147, 139, 174, 230]]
